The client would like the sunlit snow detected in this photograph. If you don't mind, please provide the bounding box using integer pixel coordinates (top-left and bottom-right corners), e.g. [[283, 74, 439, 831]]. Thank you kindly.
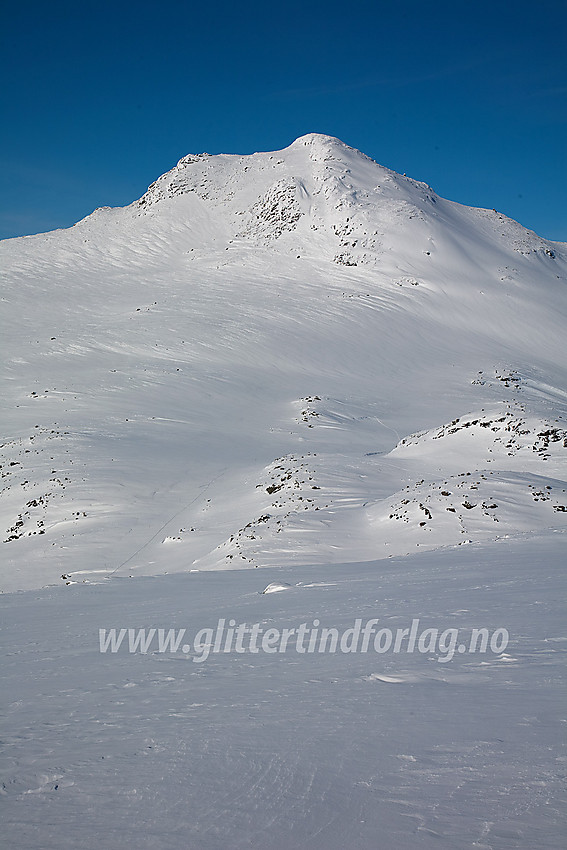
[[1, 134, 565, 848]]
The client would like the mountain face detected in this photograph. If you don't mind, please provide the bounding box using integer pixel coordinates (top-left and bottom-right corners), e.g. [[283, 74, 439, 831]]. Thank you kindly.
[[2, 133, 566, 590]]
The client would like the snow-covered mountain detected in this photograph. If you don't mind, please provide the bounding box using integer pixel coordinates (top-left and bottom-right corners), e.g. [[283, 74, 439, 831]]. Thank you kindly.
[[2, 133, 566, 590], [2, 135, 566, 850]]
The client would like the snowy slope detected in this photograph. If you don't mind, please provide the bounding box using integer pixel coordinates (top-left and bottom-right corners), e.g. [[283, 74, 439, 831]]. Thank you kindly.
[[2, 133, 565, 590]]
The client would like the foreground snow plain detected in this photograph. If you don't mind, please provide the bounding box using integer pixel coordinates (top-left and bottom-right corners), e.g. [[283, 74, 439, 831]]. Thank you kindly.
[[1, 134, 566, 847], [2, 538, 565, 849]]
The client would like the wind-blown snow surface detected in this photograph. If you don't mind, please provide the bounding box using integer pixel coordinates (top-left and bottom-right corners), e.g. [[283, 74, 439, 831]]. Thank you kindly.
[[1, 134, 566, 847], [1, 541, 565, 849]]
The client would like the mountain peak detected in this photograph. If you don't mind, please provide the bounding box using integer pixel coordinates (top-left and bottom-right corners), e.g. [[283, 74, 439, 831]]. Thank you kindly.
[[66, 133, 559, 280], [286, 132, 372, 163], [287, 132, 347, 150]]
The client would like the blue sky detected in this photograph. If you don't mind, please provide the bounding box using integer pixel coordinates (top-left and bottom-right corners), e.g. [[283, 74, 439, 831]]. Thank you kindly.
[[1, 0, 566, 241]]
